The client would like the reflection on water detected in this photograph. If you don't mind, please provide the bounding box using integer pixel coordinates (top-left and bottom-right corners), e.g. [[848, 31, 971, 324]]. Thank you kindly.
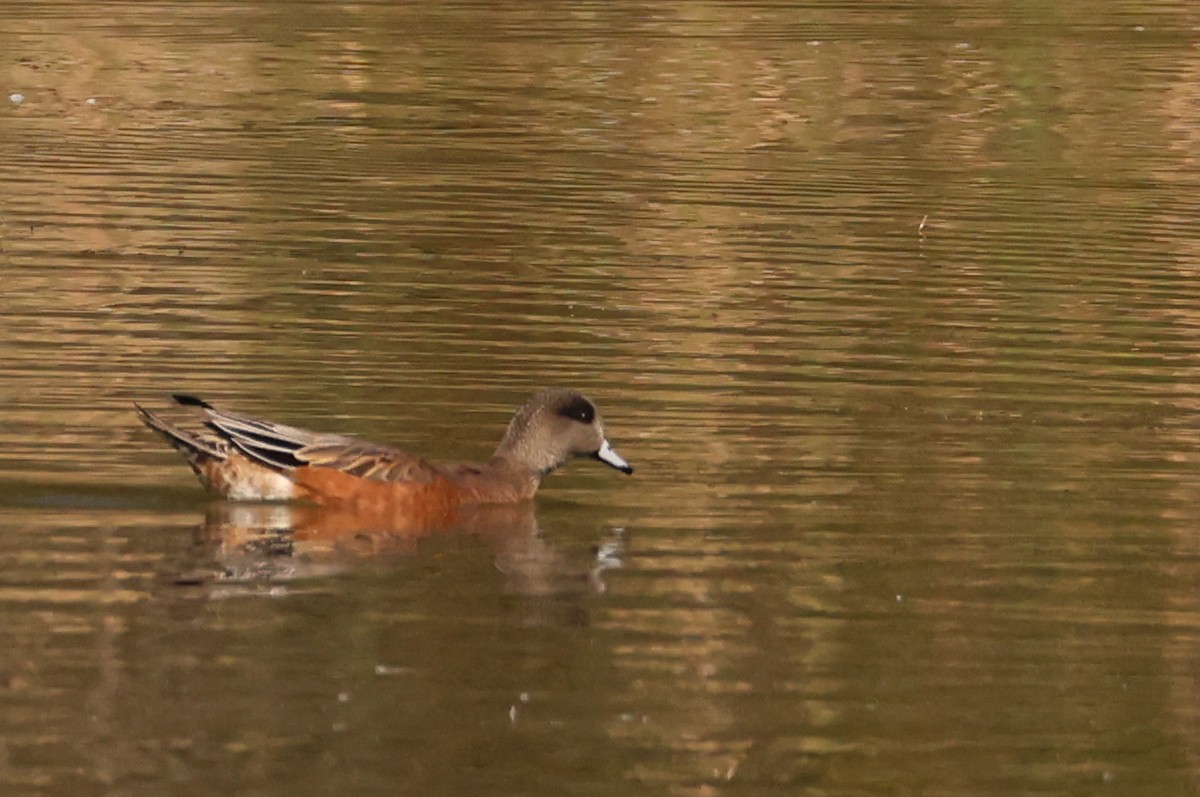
[[3, 0, 1200, 794], [184, 501, 617, 602]]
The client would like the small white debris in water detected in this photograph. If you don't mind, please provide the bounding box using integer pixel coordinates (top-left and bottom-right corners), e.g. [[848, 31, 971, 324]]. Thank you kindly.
[[9, 93, 24, 105], [509, 704, 518, 724], [86, 97, 98, 106], [896, 594, 904, 603], [1134, 26, 1145, 32], [337, 691, 351, 703], [374, 663, 407, 676]]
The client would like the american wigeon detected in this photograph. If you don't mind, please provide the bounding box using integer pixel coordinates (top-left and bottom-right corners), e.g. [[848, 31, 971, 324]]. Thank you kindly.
[[135, 389, 632, 510]]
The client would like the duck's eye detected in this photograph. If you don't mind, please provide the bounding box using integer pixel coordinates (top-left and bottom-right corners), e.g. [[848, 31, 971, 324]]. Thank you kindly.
[[556, 396, 595, 424]]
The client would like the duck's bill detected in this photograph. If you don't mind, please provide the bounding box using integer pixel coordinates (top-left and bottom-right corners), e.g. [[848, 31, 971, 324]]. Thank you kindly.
[[593, 439, 633, 474]]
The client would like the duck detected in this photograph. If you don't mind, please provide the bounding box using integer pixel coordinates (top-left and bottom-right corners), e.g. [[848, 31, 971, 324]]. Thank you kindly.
[[135, 388, 632, 512]]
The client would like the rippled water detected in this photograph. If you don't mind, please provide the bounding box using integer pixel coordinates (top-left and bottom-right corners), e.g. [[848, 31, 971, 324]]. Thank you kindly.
[[3, 0, 1200, 794]]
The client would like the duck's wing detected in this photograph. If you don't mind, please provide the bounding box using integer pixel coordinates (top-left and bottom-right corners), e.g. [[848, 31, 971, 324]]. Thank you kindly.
[[135, 401, 232, 470], [171, 394, 440, 484]]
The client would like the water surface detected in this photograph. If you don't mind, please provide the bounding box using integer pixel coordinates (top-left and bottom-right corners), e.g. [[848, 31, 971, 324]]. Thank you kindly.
[[3, 1, 1200, 794]]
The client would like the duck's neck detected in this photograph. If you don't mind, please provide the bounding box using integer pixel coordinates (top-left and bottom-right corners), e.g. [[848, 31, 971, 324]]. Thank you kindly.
[[447, 456, 542, 504], [492, 405, 569, 478]]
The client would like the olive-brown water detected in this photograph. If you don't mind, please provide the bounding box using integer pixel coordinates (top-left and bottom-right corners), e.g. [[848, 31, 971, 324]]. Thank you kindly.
[[4, 1, 1200, 794]]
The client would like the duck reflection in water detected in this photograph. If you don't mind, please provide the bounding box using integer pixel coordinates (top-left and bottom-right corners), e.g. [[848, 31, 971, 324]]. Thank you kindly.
[[184, 499, 626, 602]]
